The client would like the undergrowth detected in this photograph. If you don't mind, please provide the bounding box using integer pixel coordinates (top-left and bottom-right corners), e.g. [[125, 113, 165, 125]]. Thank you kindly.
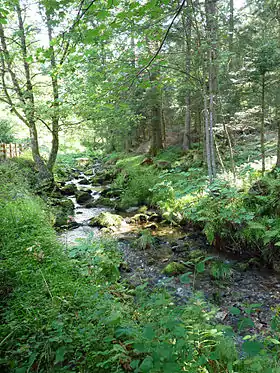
[[106, 149, 280, 266], [1, 158, 280, 372]]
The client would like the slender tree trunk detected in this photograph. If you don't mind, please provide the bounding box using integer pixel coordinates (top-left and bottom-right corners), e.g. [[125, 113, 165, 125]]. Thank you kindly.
[[261, 73, 265, 174], [277, 117, 280, 168], [183, 0, 192, 151], [229, 0, 234, 53], [161, 91, 166, 147], [205, 0, 217, 179], [46, 12, 59, 172], [149, 71, 163, 156], [204, 90, 213, 181], [16, 4, 52, 181]]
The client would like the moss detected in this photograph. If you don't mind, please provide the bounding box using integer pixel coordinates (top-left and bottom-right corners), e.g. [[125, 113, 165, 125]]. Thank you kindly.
[[89, 212, 123, 228], [162, 262, 186, 276]]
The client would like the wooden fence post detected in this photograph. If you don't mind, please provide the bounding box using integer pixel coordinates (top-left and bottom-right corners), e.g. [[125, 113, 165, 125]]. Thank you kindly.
[[1, 143, 7, 159]]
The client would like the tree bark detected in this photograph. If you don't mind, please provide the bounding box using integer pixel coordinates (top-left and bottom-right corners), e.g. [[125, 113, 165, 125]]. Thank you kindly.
[[16, 4, 52, 181], [182, 0, 192, 151], [205, 0, 217, 179], [149, 71, 163, 156], [46, 11, 59, 172], [276, 116, 280, 168], [261, 73, 265, 174], [204, 88, 213, 181]]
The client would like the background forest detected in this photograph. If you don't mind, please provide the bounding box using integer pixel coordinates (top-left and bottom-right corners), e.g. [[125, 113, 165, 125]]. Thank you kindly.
[[1, 0, 280, 372]]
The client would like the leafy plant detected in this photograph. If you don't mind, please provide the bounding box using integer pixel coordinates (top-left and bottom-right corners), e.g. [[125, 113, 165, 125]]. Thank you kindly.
[[210, 260, 233, 280], [135, 230, 156, 250]]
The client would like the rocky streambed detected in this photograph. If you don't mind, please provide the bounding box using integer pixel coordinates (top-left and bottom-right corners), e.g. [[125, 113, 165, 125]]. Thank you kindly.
[[57, 164, 280, 336]]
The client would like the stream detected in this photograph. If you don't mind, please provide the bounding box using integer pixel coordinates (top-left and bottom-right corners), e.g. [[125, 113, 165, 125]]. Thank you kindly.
[[59, 166, 280, 336]]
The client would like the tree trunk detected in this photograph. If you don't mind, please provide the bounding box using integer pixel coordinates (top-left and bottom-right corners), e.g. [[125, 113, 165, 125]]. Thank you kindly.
[[205, 0, 217, 179], [204, 90, 213, 181], [229, 0, 234, 53], [46, 11, 59, 172], [182, 0, 192, 151], [16, 4, 52, 182], [149, 71, 163, 156], [261, 73, 265, 174]]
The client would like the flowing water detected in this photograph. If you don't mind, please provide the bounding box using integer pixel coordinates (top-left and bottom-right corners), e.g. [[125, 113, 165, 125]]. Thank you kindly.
[[59, 167, 280, 335]]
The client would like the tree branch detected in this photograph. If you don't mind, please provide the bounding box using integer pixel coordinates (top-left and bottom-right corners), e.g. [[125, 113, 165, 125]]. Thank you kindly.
[[135, 0, 187, 77]]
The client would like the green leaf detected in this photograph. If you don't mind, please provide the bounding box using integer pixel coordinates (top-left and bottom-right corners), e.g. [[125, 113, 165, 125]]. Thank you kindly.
[[229, 307, 241, 315], [195, 261, 205, 273], [55, 346, 66, 364], [139, 356, 153, 372], [242, 341, 263, 356], [270, 338, 280, 345], [238, 317, 254, 330], [180, 273, 191, 284], [143, 325, 155, 340]]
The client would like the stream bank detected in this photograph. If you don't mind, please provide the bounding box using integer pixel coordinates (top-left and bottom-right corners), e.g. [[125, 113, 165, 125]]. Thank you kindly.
[[57, 163, 280, 337]]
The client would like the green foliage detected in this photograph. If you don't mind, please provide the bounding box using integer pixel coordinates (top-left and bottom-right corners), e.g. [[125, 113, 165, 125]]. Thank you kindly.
[[112, 156, 159, 208], [1, 160, 280, 372], [135, 230, 156, 250], [210, 260, 233, 280], [0, 119, 15, 143]]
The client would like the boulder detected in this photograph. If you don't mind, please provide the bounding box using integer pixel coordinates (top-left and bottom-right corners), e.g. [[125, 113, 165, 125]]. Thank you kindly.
[[100, 187, 122, 198], [50, 198, 75, 227], [75, 190, 92, 204], [60, 183, 77, 196], [78, 177, 90, 185], [89, 212, 123, 229]]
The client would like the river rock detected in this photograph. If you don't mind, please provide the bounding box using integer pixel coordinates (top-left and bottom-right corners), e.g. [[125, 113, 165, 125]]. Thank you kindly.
[[131, 213, 149, 223], [89, 212, 123, 228], [84, 169, 94, 176], [143, 222, 158, 230], [272, 261, 280, 273], [84, 200, 99, 208], [71, 169, 81, 179], [60, 183, 77, 196], [78, 177, 90, 185], [75, 190, 92, 204], [148, 213, 162, 222], [162, 262, 186, 276], [100, 187, 122, 198], [50, 198, 75, 227]]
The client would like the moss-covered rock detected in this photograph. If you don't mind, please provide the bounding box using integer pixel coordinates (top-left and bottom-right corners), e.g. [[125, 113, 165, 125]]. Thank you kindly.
[[78, 177, 90, 185], [100, 187, 122, 198], [89, 212, 123, 228], [162, 262, 186, 276], [75, 190, 92, 204], [131, 213, 149, 223], [60, 183, 77, 196], [138, 205, 148, 214], [50, 198, 75, 227], [84, 169, 94, 176]]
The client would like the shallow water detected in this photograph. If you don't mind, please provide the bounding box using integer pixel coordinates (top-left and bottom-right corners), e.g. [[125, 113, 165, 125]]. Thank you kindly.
[[59, 167, 280, 335]]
